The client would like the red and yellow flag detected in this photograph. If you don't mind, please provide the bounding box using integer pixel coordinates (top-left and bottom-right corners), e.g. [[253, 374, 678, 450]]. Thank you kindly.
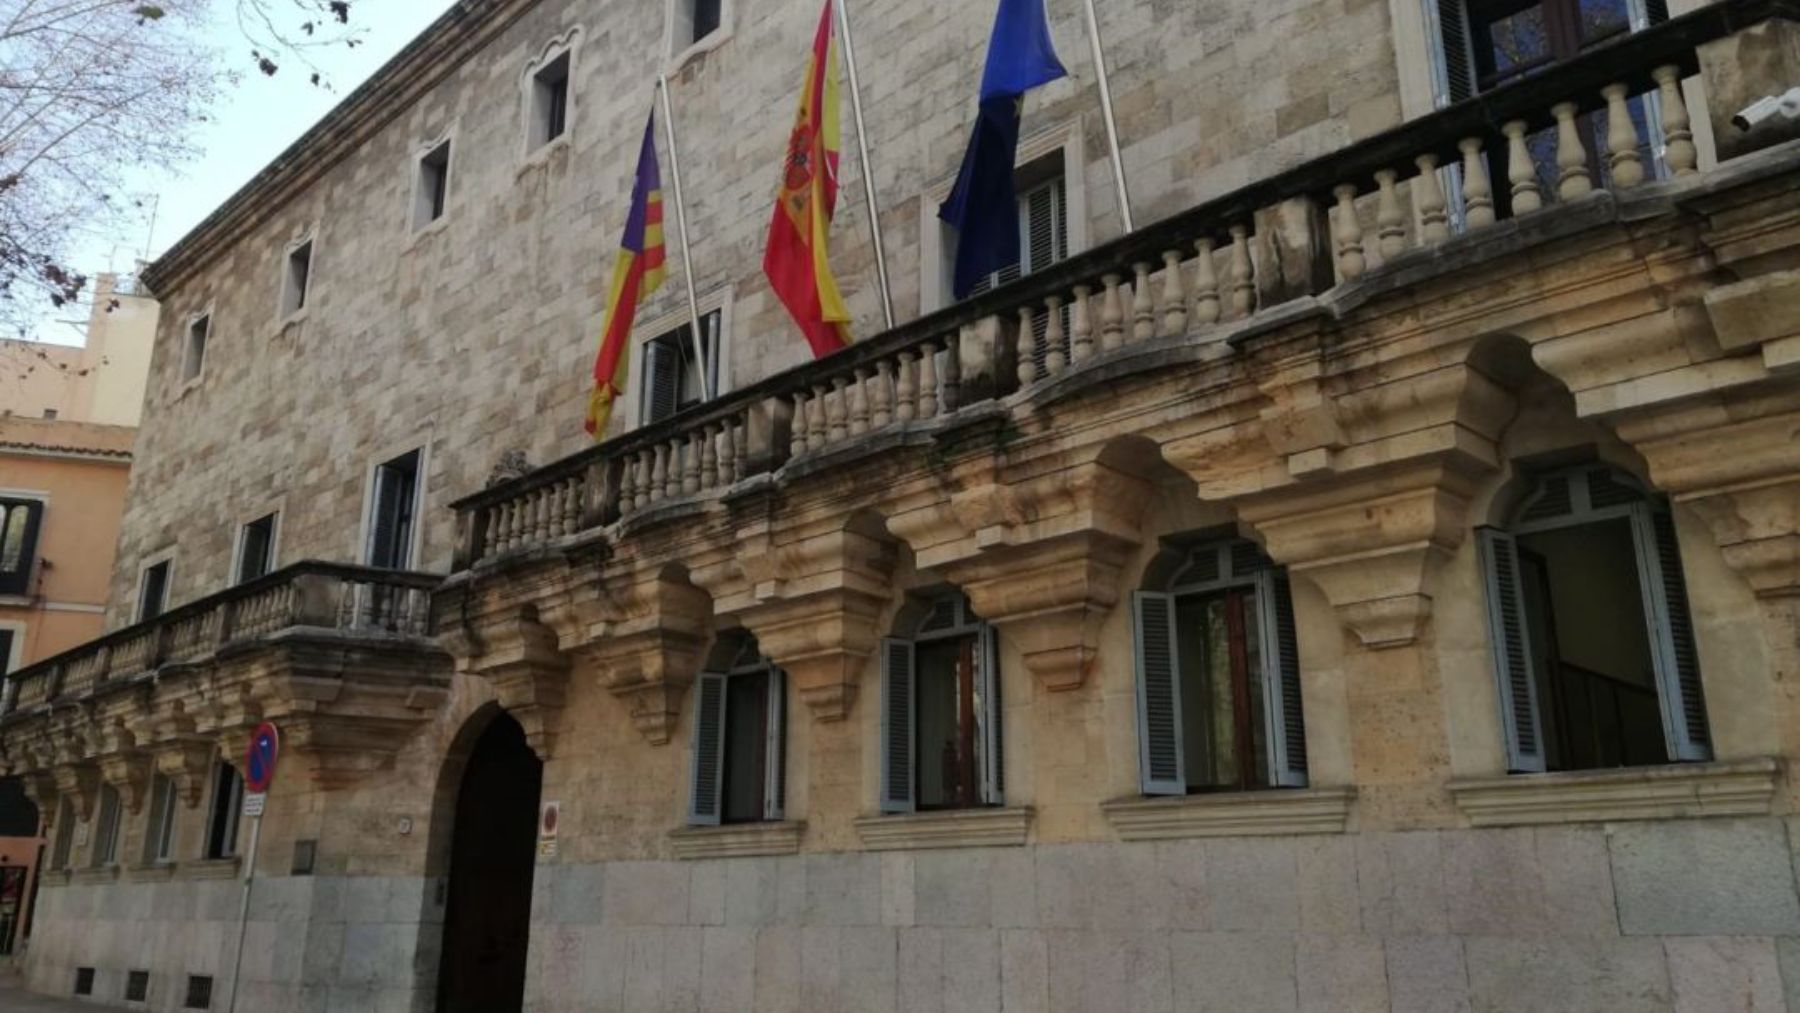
[[764, 0, 851, 359], [586, 113, 668, 438]]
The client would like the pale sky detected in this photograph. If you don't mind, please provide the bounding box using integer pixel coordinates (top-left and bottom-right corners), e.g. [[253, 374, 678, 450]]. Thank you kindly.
[[39, 1, 458, 344]]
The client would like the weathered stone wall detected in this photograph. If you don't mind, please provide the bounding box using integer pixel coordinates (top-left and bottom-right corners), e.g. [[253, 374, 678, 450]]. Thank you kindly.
[[110, 0, 1401, 624]]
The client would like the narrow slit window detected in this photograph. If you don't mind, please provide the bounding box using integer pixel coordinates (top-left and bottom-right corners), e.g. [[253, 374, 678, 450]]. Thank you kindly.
[[146, 774, 179, 864], [236, 513, 277, 584], [415, 140, 451, 228], [530, 52, 572, 150], [182, 314, 209, 384], [204, 762, 243, 860], [138, 560, 170, 622], [281, 240, 314, 317]]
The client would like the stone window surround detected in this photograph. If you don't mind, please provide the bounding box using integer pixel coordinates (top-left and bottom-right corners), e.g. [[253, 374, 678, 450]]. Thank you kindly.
[[407, 128, 458, 241], [916, 121, 1090, 315], [275, 226, 318, 331], [0, 617, 24, 672], [177, 304, 213, 399], [520, 27, 583, 167], [135, 548, 177, 622], [1100, 786, 1358, 841], [668, 819, 803, 860], [662, 0, 734, 74], [228, 497, 285, 587], [853, 806, 1034, 851], [629, 286, 734, 428], [1447, 756, 1780, 827], [355, 432, 433, 569]]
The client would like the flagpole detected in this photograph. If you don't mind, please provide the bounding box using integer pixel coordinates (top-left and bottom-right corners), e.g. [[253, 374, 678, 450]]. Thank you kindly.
[[1078, 0, 1135, 232], [834, 0, 896, 330], [657, 74, 716, 401]]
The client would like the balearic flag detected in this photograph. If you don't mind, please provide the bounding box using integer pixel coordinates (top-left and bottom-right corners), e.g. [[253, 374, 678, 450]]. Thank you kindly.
[[940, 0, 1068, 300], [586, 113, 669, 438], [764, 0, 851, 359]]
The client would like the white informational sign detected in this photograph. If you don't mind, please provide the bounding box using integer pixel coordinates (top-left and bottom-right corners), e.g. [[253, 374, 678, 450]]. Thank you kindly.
[[242, 792, 267, 818], [537, 800, 561, 860]]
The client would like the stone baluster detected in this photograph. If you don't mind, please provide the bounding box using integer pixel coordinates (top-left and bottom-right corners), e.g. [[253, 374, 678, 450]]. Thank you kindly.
[[1017, 305, 1039, 386], [1192, 240, 1221, 325], [896, 352, 918, 421], [733, 419, 748, 480], [1228, 225, 1255, 319], [1552, 101, 1593, 199], [636, 451, 654, 510], [618, 460, 636, 517], [1460, 138, 1495, 228], [1415, 154, 1449, 244], [1503, 120, 1543, 213], [650, 445, 668, 504], [791, 394, 810, 457], [827, 378, 849, 443], [1071, 285, 1096, 362], [702, 425, 721, 488], [535, 488, 552, 540], [1044, 296, 1067, 375], [918, 343, 939, 419], [682, 433, 702, 495], [482, 506, 501, 554], [1160, 251, 1189, 335], [1601, 83, 1644, 188], [872, 361, 894, 427], [941, 331, 962, 411], [808, 384, 828, 450], [1131, 262, 1156, 342], [849, 370, 871, 436], [1099, 274, 1125, 351], [1375, 169, 1406, 258], [1654, 65, 1697, 176], [548, 484, 568, 538], [1332, 184, 1366, 280]]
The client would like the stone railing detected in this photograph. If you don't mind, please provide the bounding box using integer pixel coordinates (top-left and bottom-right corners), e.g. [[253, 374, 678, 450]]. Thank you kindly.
[[452, 0, 1792, 570], [0, 562, 443, 717]]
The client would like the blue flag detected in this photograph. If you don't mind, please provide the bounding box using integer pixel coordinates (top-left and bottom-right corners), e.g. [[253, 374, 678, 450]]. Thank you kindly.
[[939, 0, 1067, 300]]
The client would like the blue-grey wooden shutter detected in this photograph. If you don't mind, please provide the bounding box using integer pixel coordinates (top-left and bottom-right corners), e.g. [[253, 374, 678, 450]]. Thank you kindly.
[[879, 638, 916, 814], [1477, 527, 1547, 772], [978, 622, 1004, 805], [642, 338, 680, 424], [687, 671, 729, 825], [1132, 591, 1186, 795], [1257, 569, 1310, 787], [1629, 503, 1711, 761], [1429, 0, 1477, 107], [763, 667, 788, 821]]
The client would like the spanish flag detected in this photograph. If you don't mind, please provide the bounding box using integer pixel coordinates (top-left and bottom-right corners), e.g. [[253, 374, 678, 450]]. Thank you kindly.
[[586, 113, 668, 437], [764, 0, 851, 359]]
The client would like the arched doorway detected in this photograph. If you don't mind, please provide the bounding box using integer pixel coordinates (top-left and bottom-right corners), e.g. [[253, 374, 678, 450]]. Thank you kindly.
[[436, 712, 542, 1013]]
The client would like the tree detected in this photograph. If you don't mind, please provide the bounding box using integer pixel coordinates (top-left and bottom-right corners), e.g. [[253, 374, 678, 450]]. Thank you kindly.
[[0, 0, 358, 335]]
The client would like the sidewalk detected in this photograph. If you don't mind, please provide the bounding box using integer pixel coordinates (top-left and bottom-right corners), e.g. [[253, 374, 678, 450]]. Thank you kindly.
[[0, 973, 89, 1011]]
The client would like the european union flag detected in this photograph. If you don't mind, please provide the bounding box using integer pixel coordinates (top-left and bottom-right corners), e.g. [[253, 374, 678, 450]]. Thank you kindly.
[[939, 0, 1067, 300]]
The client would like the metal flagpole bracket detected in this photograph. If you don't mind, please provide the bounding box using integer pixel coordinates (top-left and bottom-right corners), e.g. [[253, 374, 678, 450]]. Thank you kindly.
[[1080, 0, 1135, 233], [658, 75, 717, 402], [836, 0, 897, 330]]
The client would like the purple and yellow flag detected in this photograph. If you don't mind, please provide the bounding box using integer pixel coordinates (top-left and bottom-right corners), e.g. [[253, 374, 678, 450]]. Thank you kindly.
[[586, 112, 668, 437]]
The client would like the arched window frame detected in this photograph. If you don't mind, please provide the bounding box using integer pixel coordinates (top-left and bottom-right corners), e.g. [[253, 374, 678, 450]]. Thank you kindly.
[[1476, 464, 1710, 773], [688, 633, 787, 826], [1131, 539, 1307, 796], [879, 593, 1003, 815]]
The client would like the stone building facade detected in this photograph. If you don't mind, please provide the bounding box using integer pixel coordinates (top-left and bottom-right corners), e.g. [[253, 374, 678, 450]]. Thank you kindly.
[[3, 0, 1800, 1011]]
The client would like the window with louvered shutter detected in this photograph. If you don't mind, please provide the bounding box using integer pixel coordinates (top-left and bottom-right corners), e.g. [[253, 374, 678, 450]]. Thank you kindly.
[[642, 337, 681, 425], [1477, 527, 1548, 772], [367, 450, 420, 570], [979, 623, 1004, 802], [1631, 504, 1711, 761], [879, 638, 917, 813], [1432, 0, 1478, 106], [764, 668, 788, 821], [966, 166, 1071, 375], [1260, 570, 1310, 787], [1133, 591, 1187, 795], [687, 671, 729, 825]]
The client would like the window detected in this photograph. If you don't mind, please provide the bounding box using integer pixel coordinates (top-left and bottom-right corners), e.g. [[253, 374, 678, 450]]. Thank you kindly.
[[145, 774, 178, 865], [0, 498, 44, 596], [1435, 0, 1667, 201], [41, 408, 56, 420], [880, 593, 1003, 813], [1478, 465, 1709, 773], [1132, 539, 1307, 794], [688, 633, 787, 825], [182, 314, 209, 384], [967, 154, 1069, 375], [204, 761, 243, 860], [126, 970, 150, 1003], [529, 52, 571, 150], [640, 310, 721, 425], [49, 798, 74, 870], [281, 239, 314, 318], [675, 0, 725, 49], [184, 975, 213, 1010], [236, 513, 277, 584], [415, 140, 451, 229], [91, 784, 121, 867], [138, 560, 170, 622], [366, 450, 422, 570], [74, 967, 95, 996]]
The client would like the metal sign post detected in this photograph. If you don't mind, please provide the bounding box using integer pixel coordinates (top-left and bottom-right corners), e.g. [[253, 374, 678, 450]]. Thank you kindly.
[[225, 722, 279, 1013]]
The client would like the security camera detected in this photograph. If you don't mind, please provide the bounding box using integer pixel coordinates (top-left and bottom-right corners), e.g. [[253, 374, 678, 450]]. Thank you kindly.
[[1733, 87, 1800, 132]]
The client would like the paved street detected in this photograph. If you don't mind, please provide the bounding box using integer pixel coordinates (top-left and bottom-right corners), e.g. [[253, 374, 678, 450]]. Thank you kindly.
[[0, 972, 86, 1011]]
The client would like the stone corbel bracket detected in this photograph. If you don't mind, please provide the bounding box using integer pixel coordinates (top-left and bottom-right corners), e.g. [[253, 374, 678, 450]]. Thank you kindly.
[[578, 569, 712, 746], [133, 698, 215, 808], [697, 518, 897, 722], [457, 608, 572, 760]]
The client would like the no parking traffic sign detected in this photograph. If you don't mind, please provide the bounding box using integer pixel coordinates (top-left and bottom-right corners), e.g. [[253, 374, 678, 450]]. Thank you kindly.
[[244, 721, 280, 803]]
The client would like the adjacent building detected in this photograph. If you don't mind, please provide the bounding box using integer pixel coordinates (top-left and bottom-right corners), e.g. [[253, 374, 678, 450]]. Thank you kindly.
[[2, 0, 1799, 1010]]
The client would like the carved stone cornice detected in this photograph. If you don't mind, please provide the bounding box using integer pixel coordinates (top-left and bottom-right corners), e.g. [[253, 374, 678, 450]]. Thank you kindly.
[[52, 763, 100, 822]]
